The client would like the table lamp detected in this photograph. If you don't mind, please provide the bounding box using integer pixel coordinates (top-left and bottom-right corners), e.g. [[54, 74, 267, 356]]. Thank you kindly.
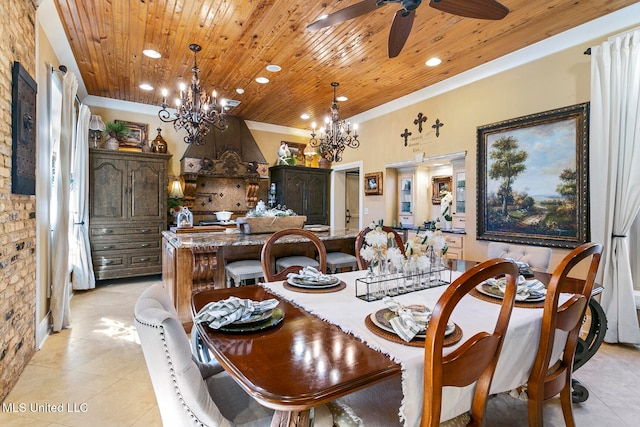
[[89, 115, 106, 148]]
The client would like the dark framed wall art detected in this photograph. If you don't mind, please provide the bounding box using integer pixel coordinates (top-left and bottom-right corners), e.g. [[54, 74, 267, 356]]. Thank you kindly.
[[11, 62, 37, 195], [476, 103, 590, 248]]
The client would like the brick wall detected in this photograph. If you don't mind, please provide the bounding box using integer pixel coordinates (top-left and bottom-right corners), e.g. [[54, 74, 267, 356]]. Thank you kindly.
[[0, 0, 37, 402]]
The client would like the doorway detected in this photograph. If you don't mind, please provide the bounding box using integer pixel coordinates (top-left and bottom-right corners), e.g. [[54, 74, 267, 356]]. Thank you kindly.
[[330, 161, 363, 231]]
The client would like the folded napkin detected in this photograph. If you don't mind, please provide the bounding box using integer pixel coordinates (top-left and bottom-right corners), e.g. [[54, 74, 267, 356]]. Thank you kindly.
[[287, 266, 333, 284], [485, 276, 546, 301], [382, 297, 431, 342], [194, 296, 279, 329]]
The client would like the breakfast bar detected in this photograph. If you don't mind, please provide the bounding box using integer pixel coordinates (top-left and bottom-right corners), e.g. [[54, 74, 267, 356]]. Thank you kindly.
[[162, 227, 358, 327]]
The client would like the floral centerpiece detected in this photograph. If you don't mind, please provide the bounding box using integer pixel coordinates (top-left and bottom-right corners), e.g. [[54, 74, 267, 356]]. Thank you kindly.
[[237, 202, 305, 233], [246, 202, 297, 217], [440, 190, 453, 223]]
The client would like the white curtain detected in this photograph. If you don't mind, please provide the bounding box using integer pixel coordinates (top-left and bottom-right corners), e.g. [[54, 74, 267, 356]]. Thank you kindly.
[[69, 104, 95, 290], [590, 29, 640, 344], [51, 72, 78, 332]]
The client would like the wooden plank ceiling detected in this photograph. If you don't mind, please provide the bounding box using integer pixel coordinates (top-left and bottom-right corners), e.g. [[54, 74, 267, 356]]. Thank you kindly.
[[54, 0, 636, 130]]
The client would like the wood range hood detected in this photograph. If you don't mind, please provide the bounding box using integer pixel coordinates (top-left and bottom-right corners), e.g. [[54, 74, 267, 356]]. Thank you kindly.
[[180, 115, 269, 210]]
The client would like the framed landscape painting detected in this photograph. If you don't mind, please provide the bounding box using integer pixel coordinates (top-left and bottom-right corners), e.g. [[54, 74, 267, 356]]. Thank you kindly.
[[476, 103, 589, 248]]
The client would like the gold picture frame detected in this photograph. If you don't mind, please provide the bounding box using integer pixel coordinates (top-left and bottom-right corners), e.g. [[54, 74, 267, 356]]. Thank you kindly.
[[364, 172, 383, 195], [431, 176, 452, 205], [116, 120, 148, 149]]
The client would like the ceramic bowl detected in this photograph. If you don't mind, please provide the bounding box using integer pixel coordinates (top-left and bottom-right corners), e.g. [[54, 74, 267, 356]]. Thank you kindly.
[[215, 211, 232, 221]]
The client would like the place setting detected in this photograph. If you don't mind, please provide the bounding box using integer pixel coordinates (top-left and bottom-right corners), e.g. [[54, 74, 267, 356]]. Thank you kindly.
[[365, 297, 463, 347], [194, 296, 284, 333], [470, 275, 547, 308], [283, 266, 346, 293]]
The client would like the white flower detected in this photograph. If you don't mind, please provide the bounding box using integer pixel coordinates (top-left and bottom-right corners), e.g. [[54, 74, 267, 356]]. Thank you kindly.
[[359, 245, 376, 262], [416, 255, 430, 270], [387, 247, 405, 270]]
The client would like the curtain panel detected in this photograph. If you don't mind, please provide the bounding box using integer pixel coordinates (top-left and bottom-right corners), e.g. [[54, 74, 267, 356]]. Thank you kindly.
[[51, 72, 78, 331], [70, 104, 95, 290], [590, 29, 640, 344]]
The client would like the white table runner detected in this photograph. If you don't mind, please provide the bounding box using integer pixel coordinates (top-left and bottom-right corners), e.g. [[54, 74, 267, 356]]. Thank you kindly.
[[263, 270, 566, 426]]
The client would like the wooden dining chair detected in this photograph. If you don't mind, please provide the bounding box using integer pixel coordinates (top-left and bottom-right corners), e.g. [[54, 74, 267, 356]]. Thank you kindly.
[[422, 258, 520, 427], [260, 228, 327, 282], [355, 225, 406, 270], [525, 242, 602, 427]]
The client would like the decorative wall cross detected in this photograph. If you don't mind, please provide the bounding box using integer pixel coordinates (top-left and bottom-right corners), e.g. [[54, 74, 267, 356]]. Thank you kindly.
[[400, 128, 412, 146], [413, 112, 427, 133], [432, 119, 444, 137]]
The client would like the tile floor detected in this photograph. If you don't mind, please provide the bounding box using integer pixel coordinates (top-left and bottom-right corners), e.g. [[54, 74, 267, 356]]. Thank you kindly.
[[1, 275, 639, 426]]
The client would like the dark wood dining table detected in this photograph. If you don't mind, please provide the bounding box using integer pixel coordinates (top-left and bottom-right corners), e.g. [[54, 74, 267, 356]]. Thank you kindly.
[[192, 260, 606, 426], [191, 285, 402, 426]]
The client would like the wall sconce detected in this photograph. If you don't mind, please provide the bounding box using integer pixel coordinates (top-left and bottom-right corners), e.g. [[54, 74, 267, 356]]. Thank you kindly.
[[168, 179, 184, 199]]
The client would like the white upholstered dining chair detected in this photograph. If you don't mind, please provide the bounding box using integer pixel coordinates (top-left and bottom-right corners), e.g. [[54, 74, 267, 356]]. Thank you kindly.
[[134, 284, 276, 426], [487, 242, 552, 272], [136, 284, 338, 427]]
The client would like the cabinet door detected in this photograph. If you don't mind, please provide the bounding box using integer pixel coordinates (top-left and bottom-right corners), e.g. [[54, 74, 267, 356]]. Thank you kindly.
[[91, 157, 127, 220], [305, 173, 328, 223], [282, 172, 305, 215], [129, 160, 165, 220]]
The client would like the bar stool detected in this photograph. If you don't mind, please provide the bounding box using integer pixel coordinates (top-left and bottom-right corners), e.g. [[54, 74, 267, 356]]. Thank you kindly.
[[325, 252, 358, 273], [225, 260, 264, 287], [275, 256, 319, 273]]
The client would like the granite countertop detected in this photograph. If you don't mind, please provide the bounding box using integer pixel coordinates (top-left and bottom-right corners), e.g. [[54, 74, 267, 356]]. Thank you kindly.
[[163, 227, 359, 249]]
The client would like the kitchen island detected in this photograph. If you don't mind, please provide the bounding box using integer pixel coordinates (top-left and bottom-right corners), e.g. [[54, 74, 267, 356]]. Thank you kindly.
[[161, 228, 358, 327]]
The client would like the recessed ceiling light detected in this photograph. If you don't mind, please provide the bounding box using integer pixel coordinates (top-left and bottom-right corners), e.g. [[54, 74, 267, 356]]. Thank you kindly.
[[255, 77, 269, 84], [426, 57, 442, 67], [336, 96, 348, 102], [142, 49, 161, 59], [236, 88, 245, 94], [266, 64, 281, 72], [300, 113, 310, 120], [139, 83, 153, 91]]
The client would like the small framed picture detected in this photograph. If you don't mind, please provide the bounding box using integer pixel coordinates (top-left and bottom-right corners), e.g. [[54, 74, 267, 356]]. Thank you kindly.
[[364, 172, 383, 195], [116, 120, 148, 149], [431, 176, 452, 205]]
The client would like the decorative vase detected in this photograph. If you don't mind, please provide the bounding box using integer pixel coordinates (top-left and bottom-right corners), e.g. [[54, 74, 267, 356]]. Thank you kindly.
[[445, 220, 452, 230], [318, 157, 330, 169], [104, 136, 120, 151], [152, 127, 168, 153]]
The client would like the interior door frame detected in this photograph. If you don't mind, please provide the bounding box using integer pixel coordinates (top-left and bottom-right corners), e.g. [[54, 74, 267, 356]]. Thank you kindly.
[[330, 161, 363, 230]]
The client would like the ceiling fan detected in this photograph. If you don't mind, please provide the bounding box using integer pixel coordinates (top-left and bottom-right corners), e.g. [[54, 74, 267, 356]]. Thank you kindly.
[[307, 0, 510, 58]]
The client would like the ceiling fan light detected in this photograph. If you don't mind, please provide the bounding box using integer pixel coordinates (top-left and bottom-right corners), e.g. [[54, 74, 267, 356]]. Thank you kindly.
[[426, 57, 442, 67]]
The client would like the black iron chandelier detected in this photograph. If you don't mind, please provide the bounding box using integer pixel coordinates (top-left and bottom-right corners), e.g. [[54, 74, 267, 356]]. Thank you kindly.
[[309, 82, 360, 163], [158, 44, 227, 145]]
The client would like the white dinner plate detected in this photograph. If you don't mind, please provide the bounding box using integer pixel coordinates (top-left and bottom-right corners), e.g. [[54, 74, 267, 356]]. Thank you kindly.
[[286, 275, 341, 289], [475, 283, 546, 303], [370, 309, 455, 338]]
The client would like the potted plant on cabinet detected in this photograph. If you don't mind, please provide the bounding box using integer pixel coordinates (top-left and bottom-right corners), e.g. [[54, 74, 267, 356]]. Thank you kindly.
[[103, 121, 127, 150]]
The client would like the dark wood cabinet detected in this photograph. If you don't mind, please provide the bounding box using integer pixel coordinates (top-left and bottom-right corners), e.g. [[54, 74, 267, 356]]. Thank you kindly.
[[89, 149, 171, 280], [269, 165, 331, 225]]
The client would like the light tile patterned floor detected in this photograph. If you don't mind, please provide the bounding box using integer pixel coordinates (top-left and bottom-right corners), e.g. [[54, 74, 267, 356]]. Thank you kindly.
[[1, 275, 638, 426]]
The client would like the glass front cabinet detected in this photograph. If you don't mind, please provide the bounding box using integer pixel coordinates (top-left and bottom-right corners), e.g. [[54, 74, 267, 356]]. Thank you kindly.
[[398, 170, 414, 227], [451, 158, 466, 229]]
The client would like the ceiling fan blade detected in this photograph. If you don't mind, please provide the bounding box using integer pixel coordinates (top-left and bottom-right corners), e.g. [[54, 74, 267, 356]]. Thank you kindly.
[[388, 9, 415, 58], [428, 0, 509, 20], [307, 0, 383, 31]]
